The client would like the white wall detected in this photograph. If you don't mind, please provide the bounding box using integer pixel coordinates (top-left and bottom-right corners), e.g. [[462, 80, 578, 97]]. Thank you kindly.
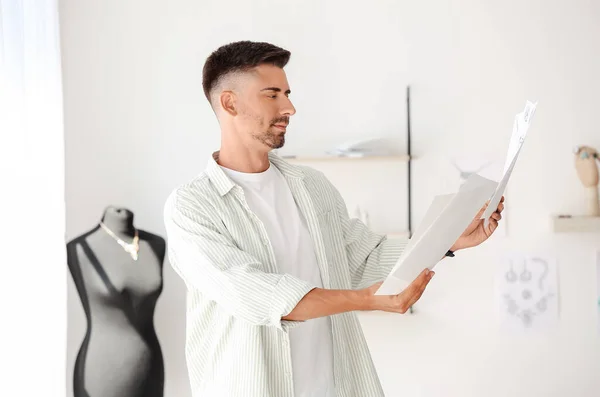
[[60, 1, 600, 396]]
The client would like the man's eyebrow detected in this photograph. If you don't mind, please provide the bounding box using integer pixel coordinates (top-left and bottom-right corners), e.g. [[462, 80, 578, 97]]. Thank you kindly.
[[260, 87, 291, 95]]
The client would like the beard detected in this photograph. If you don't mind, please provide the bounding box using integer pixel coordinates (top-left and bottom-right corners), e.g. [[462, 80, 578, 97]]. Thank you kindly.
[[251, 116, 289, 149], [252, 128, 285, 149]]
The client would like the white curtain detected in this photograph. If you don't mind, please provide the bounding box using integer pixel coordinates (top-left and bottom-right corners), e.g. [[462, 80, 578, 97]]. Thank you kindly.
[[0, 1, 66, 395]]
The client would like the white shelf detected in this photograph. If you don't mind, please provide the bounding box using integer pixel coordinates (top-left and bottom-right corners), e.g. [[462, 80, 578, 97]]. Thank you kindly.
[[551, 215, 600, 233], [281, 154, 411, 163], [382, 231, 411, 239]]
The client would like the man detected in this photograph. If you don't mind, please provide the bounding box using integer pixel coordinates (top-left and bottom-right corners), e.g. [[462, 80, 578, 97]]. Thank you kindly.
[[163, 41, 504, 397]]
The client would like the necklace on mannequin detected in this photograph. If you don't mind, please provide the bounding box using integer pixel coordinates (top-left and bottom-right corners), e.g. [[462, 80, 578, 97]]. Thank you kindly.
[[99, 222, 140, 261]]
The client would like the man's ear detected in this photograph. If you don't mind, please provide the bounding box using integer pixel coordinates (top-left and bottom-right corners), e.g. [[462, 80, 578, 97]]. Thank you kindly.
[[220, 91, 237, 116]]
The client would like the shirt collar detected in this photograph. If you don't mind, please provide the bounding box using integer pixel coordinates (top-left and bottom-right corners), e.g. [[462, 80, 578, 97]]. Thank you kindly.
[[205, 150, 305, 197]]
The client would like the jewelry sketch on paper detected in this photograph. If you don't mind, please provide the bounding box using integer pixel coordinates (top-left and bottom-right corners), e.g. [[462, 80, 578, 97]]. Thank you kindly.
[[496, 254, 559, 331]]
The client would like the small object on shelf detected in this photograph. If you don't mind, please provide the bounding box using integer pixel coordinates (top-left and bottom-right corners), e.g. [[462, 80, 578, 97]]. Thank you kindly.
[[573, 145, 599, 216], [281, 154, 410, 162], [326, 137, 395, 158], [327, 150, 368, 158]]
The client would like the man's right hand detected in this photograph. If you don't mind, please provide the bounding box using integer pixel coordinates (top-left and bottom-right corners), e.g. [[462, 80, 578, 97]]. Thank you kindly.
[[362, 268, 435, 314], [283, 268, 434, 322]]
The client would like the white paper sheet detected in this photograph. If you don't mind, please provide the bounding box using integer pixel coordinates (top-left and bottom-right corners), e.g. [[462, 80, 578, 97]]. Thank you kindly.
[[495, 253, 558, 332], [375, 174, 498, 295], [482, 100, 538, 227], [402, 193, 455, 254], [450, 155, 507, 236]]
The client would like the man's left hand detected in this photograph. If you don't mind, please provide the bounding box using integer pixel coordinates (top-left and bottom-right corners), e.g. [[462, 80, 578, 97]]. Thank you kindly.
[[450, 196, 505, 252]]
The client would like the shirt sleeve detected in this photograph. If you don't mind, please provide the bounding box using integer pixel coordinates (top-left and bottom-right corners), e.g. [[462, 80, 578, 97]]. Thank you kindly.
[[163, 191, 316, 331], [330, 182, 409, 290]]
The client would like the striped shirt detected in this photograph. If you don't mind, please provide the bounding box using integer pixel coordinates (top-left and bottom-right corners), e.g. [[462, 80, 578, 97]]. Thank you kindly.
[[163, 151, 408, 397]]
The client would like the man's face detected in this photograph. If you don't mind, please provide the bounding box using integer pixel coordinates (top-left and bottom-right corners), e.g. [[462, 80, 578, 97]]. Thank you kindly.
[[233, 64, 296, 150]]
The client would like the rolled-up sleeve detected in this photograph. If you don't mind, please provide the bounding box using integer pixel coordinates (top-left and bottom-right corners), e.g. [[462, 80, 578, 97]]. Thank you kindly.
[[164, 192, 315, 330]]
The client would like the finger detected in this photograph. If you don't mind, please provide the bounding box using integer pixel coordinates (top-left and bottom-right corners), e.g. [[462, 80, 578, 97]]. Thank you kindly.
[[407, 270, 434, 299], [405, 272, 434, 308], [478, 201, 489, 215], [491, 212, 502, 221], [406, 270, 429, 293], [487, 219, 498, 233], [415, 268, 431, 281], [497, 202, 504, 213], [416, 269, 433, 289], [399, 270, 430, 300], [473, 200, 490, 218]]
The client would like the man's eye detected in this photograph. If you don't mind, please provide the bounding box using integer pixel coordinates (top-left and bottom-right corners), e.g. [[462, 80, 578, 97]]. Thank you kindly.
[[269, 95, 277, 99]]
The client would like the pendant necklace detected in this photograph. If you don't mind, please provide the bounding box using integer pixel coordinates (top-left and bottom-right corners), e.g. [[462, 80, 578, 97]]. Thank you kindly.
[[99, 221, 140, 261]]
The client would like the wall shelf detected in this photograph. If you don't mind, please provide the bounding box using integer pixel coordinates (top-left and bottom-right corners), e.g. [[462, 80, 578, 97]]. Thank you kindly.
[[382, 231, 411, 239], [280, 86, 415, 238], [551, 215, 600, 233], [282, 154, 411, 163]]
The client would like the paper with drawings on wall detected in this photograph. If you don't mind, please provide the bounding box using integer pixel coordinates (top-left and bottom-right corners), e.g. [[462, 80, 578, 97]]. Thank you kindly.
[[495, 253, 558, 332], [375, 174, 498, 295], [482, 100, 538, 228]]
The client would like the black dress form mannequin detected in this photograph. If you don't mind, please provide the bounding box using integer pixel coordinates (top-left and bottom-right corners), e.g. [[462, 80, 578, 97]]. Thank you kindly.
[[66, 206, 165, 397]]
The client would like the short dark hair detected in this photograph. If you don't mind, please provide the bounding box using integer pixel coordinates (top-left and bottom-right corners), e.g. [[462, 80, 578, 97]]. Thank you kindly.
[[202, 41, 291, 104]]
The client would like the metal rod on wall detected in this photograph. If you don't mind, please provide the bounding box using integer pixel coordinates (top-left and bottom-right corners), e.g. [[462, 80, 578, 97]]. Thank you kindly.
[[407, 86, 414, 314], [406, 86, 412, 239]]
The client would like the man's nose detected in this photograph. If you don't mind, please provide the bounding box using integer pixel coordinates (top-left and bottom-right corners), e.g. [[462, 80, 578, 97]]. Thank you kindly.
[[281, 97, 296, 116]]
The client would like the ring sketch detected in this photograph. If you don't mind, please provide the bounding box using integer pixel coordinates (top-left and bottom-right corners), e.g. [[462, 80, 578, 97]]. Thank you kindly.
[[496, 253, 558, 331]]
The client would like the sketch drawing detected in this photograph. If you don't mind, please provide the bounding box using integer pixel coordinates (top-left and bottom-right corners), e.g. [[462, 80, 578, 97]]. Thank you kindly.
[[496, 254, 558, 331]]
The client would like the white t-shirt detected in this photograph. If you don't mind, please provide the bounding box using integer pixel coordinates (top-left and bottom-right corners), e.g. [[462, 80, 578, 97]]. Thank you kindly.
[[220, 162, 335, 397]]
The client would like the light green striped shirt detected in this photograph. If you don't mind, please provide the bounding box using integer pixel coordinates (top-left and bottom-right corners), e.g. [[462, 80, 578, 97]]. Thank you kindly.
[[163, 151, 407, 397]]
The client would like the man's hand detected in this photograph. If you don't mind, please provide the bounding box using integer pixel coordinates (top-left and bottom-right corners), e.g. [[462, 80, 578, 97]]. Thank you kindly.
[[362, 269, 435, 314], [282, 269, 434, 321], [451, 196, 505, 252]]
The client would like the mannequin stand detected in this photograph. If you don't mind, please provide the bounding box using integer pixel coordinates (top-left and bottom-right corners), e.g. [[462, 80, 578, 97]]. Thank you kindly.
[[66, 206, 166, 397]]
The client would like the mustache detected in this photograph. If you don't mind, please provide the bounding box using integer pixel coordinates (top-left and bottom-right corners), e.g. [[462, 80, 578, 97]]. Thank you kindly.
[[270, 117, 289, 126]]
